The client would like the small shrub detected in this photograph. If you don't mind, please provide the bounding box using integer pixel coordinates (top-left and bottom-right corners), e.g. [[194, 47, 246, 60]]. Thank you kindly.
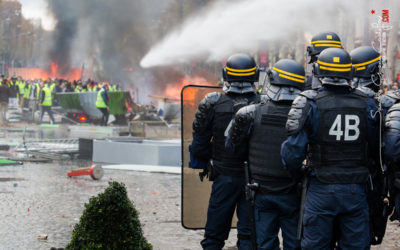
[[66, 181, 152, 250]]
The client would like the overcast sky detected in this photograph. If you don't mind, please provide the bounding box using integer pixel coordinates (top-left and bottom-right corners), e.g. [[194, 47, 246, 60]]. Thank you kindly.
[[18, 0, 55, 30]]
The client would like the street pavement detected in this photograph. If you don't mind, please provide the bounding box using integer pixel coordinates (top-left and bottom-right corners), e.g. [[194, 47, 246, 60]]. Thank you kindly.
[[0, 161, 398, 249], [0, 161, 238, 249]]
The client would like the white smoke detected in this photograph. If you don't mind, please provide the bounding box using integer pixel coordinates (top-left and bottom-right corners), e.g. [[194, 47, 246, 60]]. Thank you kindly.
[[140, 0, 364, 68]]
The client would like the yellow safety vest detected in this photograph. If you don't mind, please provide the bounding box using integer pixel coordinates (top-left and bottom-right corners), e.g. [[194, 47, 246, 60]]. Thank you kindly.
[[88, 86, 97, 92], [96, 89, 107, 108], [42, 87, 52, 106], [75, 87, 86, 93], [18, 81, 26, 95], [23, 85, 31, 99], [50, 83, 56, 92]]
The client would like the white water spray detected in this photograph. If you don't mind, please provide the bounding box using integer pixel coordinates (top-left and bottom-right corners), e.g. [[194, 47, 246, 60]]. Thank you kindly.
[[140, 0, 361, 68]]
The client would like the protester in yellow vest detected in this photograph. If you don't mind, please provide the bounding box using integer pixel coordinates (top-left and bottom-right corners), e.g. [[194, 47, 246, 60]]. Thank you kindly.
[[75, 81, 86, 92], [23, 82, 32, 110], [96, 85, 109, 126], [18, 80, 26, 110], [87, 81, 98, 92], [109, 84, 117, 92], [50, 80, 56, 93], [38, 82, 55, 124], [35, 82, 41, 101]]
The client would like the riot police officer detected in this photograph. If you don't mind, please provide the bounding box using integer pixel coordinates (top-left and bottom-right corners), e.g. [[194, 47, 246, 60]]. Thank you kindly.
[[305, 32, 342, 90], [226, 59, 305, 249], [351, 45, 395, 245], [190, 53, 260, 250], [281, 48, 380, 249], [350, 46, 395, 245]]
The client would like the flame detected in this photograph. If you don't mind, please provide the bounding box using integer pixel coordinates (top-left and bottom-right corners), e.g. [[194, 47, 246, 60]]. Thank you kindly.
[[8, 62, 82, 81], [50, 62, 58, 76], [164, 76, 216, 101], [182, 87, 197, 102]]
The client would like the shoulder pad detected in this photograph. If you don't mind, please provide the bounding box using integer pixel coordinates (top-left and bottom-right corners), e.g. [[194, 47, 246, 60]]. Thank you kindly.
[[386, 90, 400, 101], [286, 94, 311, 135], [357, 86, 375, 97], [299, 89, 318, 99], [378, 95, 395, 108], [227, 104, 256, 144], [197, 92, 222, 113], [193, 92, 221, 134], [236, 104, 257, 117], [291, 95, 308, 109], [204, 92, 222, 104], [388, 103, 400, 113], [385, 110, 400, 134], [385, 103, 400, 132]]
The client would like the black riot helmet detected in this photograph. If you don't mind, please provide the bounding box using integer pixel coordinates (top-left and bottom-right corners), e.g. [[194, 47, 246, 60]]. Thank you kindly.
[[222, 53, 259, 83], [268, 59, 305, 90], [307, 32, 342, 63], [314, 48, 353, 86], [350, 46, 381, 91]]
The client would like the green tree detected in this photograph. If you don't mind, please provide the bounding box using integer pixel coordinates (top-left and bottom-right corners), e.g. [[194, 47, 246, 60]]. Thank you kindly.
[[66, 181, 152, 250]]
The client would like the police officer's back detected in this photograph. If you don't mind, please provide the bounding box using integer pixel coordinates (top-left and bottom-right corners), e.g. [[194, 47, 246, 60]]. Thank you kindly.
[[281, 48, 379, 249], [190, 53, 260, 250], [227, 59, 305, 249]]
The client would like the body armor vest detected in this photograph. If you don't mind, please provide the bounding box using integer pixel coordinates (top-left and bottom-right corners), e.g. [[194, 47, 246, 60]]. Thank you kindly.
[[212, 93, 258, 176], [248, 101, 296, 193], [309, 90, 369, 184]]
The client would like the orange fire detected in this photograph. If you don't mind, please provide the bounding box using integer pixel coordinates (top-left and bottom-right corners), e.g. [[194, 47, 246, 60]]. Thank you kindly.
[[182, 87, 197, 102], [8, 62, 82, 81], [165, 76, 216, 101], [50, 62, 59, 76]]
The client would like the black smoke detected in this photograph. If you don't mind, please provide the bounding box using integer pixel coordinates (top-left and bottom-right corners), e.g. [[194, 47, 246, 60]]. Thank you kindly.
[[46, 0, 218, 103], [46, 0, 173, 81], [47, 0, 78, 74]]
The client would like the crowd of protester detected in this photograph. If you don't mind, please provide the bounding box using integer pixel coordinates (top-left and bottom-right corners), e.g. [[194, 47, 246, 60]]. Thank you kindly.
[[0, 74, 124, 125]]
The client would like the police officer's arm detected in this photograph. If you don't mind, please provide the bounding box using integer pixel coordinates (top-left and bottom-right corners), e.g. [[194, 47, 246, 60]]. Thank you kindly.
[[189, 92, 221, 165], [378, 94, 396, 118], [384, 103, 400, 162], [225, 105, 255, 154], [281, 91, 318, 179]]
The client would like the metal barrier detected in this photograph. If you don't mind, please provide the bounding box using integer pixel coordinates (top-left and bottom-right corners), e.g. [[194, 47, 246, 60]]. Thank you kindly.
[[15, 138, 79, 160]]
